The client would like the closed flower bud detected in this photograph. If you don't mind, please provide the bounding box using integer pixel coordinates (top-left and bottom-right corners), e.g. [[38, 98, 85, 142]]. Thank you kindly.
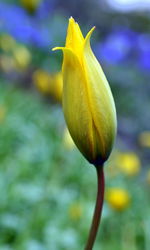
[[53, 17, 117, 166]]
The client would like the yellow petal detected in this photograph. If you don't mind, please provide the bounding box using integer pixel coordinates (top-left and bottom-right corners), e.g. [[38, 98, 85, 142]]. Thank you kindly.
[[82, 27, 117, 161], [65, 17, 84, 60], [62, 48, 96, 163]]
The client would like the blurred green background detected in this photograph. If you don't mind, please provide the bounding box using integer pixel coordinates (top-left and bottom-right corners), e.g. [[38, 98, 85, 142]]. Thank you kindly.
[[0, 0, 150, 249]]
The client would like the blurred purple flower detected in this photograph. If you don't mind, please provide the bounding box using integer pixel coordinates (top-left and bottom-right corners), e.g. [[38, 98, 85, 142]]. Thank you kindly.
[[0, 2, 51, 48], [137, 34, 150, 70], [95, 29, 137, 64], [36, 0, 56, 20]]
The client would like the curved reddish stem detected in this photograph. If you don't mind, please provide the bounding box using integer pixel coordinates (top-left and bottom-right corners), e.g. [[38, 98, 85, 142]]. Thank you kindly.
[[85, 167, 105, 250]]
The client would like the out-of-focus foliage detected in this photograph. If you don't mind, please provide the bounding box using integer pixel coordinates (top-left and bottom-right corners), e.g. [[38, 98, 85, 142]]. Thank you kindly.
[[0, 0, 150, 249], [0, 83, 150, 250]]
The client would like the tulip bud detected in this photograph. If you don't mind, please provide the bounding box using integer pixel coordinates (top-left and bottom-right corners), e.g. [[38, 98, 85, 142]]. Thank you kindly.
[[53, 17, 117, 166]]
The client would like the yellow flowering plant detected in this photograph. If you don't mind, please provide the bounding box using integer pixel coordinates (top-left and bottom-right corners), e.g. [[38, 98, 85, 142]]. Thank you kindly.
[[106, 188, 130, 211], [33, 70, 63, 102], [116, 152, 141, 177], [53, 17, 117, 250]]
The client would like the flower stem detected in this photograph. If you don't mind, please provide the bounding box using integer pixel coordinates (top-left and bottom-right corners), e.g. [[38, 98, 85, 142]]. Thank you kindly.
[[84, 166, 105, 250]]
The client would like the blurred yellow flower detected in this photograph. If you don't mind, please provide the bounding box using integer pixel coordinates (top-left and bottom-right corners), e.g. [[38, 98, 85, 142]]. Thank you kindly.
[[33, 70, 49, 94], [69, 202, 82, 220], [13, 46, 31, 70], [20, 0, 41, 13], [0, 34, 16, 52], [63, 127, 75, 150], [106, 188, 130, 211], [116, 152, 141, 176], [138, 131, 150, 147], [33, 70, 63, 102]]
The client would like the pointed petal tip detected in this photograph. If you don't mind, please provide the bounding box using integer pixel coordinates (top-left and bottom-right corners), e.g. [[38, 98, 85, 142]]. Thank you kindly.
[[52, 47, 64, 51], [84, 26, 96, 45], [69, 16, 75, 23], [89, 26, 96, 34], [52, 47, 58, 51]]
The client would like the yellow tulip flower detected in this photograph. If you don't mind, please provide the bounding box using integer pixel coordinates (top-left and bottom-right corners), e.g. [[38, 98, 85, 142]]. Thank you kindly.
[[53, 17, 117, 166]]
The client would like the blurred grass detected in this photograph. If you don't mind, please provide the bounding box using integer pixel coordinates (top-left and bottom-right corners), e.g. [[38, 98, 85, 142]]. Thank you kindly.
[[0, 83, 150, 250]]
